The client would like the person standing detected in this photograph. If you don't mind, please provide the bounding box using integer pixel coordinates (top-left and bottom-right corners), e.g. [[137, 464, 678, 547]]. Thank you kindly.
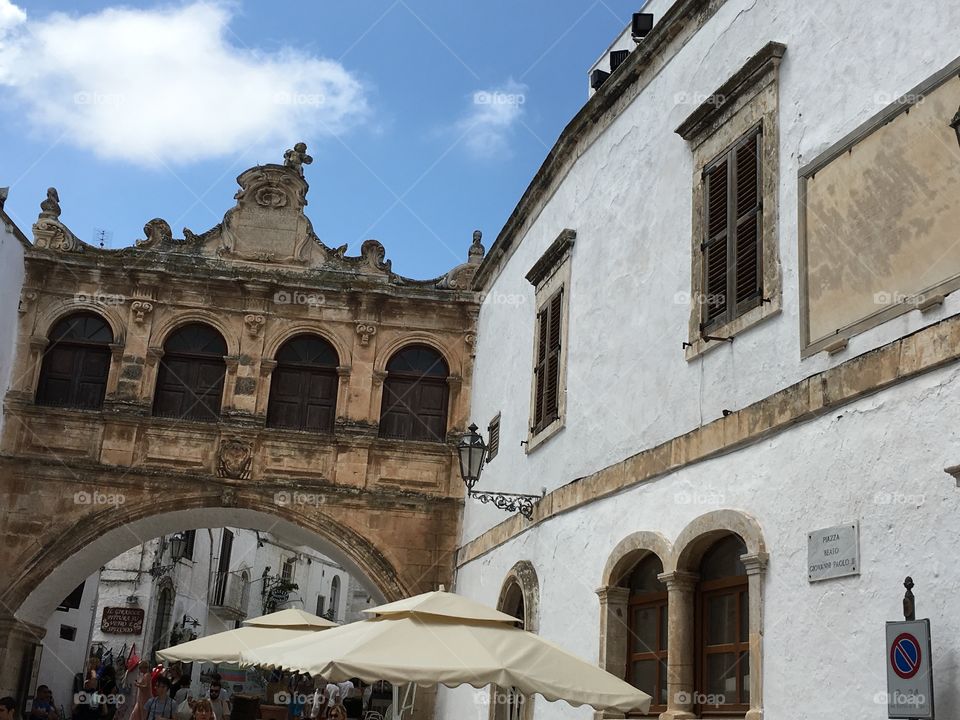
[[205, 685, 228, 720], [144, 678, 175, 720], [128, 663, 152, 720], [30, 686, 59, 720], [99, 667, 119, 720]]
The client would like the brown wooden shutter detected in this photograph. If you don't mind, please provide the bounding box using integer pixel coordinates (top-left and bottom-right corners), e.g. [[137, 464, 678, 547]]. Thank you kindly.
[[733, 131, 762, 308], [544, 289, 563, 424], [533, 304, 550, 430], [702, 159, 729, 327], [487, 414, 501, 462]]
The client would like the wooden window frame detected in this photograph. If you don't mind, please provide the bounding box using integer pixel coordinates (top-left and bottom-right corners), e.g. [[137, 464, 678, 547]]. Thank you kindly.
[[266, 336, 339, 434], [700, 124, 763, 336], [626, 589, 668, 715], [695, 575, 750, 716], [36, 313, 113, 410]]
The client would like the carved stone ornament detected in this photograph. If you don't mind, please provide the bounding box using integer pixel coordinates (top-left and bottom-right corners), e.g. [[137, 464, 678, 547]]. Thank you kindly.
[[283, 142, 313, 176], [33, 219, 85, 253], [254, 187, 287, 209], [130, 300, 154, 323], [244, 314, 266, 337], [221, 487, 237, 507], [217, 438, 252, 480], [136, 218, 173, 248], [356, 323, 377, 346], [18, 289, 38, 314], [39, 187, 61, 221]]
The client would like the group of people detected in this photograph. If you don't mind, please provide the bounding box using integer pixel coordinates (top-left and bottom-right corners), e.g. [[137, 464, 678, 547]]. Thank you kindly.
[[274, 674, 388, 720]]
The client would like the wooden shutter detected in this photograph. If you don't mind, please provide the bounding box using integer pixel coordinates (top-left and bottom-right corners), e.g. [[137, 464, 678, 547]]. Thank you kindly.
[[533, 288, 563, 433], [487, 414, 501, 462], [701, 126, 763, 334], [733, 131, 762, 309]]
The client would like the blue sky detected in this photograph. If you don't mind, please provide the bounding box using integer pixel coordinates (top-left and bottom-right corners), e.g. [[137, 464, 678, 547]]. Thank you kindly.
[[0, 1, 637, 279]]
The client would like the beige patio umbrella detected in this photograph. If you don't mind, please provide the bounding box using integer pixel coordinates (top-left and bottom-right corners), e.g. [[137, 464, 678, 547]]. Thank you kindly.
[[239, 591, 651, 714], [157, 608, 337, 663]]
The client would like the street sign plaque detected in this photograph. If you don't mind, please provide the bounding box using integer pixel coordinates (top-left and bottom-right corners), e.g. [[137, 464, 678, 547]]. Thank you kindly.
[[886, 619, 934, 718], [807, 522, 860, 582]]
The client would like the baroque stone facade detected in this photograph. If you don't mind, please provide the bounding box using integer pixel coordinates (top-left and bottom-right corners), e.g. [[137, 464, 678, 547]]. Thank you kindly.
[[0, 146, 482, 699]]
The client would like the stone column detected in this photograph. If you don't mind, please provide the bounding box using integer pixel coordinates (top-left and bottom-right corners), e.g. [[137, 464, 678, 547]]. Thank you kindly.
[[741, 551, 769, 720], [657, 570, 698, 720], [595, 586, 630, 720]]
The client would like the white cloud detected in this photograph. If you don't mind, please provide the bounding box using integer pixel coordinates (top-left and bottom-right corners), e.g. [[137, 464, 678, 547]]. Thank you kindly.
[[0, 1, 368, 166], [457, 79, 527, 160]]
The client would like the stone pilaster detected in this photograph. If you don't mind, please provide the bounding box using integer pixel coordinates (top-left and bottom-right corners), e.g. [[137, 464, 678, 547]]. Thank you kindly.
[[657, 570, 698, 720], [741, 551, 769, 720]]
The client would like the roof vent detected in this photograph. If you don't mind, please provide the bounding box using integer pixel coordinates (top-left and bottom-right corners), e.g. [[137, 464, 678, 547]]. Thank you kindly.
[[632, 12, 654, 41]]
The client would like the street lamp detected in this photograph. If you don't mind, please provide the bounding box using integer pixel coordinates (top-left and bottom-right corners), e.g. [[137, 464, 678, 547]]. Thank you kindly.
[[951, 106, 960, 149], [456, 424, 543, 520], [147, 532, 188, 579]]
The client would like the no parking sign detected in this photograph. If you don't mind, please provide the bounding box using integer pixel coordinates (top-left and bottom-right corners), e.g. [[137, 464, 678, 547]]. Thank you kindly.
[[885, 619, 934, 718]]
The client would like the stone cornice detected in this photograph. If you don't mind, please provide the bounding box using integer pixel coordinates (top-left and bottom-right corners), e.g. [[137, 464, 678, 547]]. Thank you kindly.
[[525, 229, 576, 287], [675, 41, 786, 144], [456, 313, 960, 567]]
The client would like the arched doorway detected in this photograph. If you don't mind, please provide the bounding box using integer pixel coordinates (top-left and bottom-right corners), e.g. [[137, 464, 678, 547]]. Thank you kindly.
[[492, 561, 539, 720], [150, 584, 175, 663]]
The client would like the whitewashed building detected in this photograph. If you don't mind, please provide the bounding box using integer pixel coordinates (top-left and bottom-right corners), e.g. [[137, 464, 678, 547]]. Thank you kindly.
[[441, 1, 960, 719]]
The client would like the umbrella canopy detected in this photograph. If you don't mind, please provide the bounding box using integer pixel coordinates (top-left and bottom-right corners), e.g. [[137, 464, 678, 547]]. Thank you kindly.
[[240, 591, 651, 714], [157, 609, 336, 663]]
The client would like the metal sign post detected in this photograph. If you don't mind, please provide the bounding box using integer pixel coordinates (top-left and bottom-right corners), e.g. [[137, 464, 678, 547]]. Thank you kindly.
[[886, 577, 934, 719]]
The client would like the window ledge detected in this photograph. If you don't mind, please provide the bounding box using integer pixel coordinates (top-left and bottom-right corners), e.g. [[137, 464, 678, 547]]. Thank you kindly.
[[524, 417, 564, 454], [684, 295, 781, 361]]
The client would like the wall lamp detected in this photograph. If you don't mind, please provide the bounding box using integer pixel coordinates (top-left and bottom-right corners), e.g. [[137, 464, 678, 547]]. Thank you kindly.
[[457, 424, 544, 520]]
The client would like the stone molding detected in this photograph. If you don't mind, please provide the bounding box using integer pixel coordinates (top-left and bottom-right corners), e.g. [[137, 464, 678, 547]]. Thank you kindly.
[[456, 313, 960, 567]]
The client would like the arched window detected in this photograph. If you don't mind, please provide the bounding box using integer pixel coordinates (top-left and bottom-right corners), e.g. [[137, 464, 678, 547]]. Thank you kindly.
[[697, 534, 749, 714], [153, 323, 227, 421], [267, 335, 339, 432], [623, 554, 667, 713], [36, 312, 113, 409], [330, 575, 341, 621], [379, 345, 449, 442]]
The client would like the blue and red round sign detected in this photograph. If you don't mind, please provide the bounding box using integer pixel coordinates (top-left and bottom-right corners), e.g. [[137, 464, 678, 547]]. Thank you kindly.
[[890, 632, 922, 679]]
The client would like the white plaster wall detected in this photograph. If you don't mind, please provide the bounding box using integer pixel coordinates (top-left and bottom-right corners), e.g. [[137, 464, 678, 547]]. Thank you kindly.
[[38, 571, 100, 713], [0, 213, 25, 436], [442, 362, 960, 719], [462, 0, 960, 540]]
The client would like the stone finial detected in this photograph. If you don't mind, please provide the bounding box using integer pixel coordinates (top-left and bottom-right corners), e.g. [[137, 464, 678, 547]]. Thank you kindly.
[[283, 142, 313, 176], [39, 187, 61, 221], [0, 187, 8, 211], [468, 229, 485, 265]]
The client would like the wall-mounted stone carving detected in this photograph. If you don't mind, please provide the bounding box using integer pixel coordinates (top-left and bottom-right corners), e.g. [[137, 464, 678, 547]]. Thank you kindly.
[[356, 323, 377, 346], [217, 437, 252, 480], [130, 301, 154, 324], [136, 218, 173, 249], [244, 314, 265, 337]]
